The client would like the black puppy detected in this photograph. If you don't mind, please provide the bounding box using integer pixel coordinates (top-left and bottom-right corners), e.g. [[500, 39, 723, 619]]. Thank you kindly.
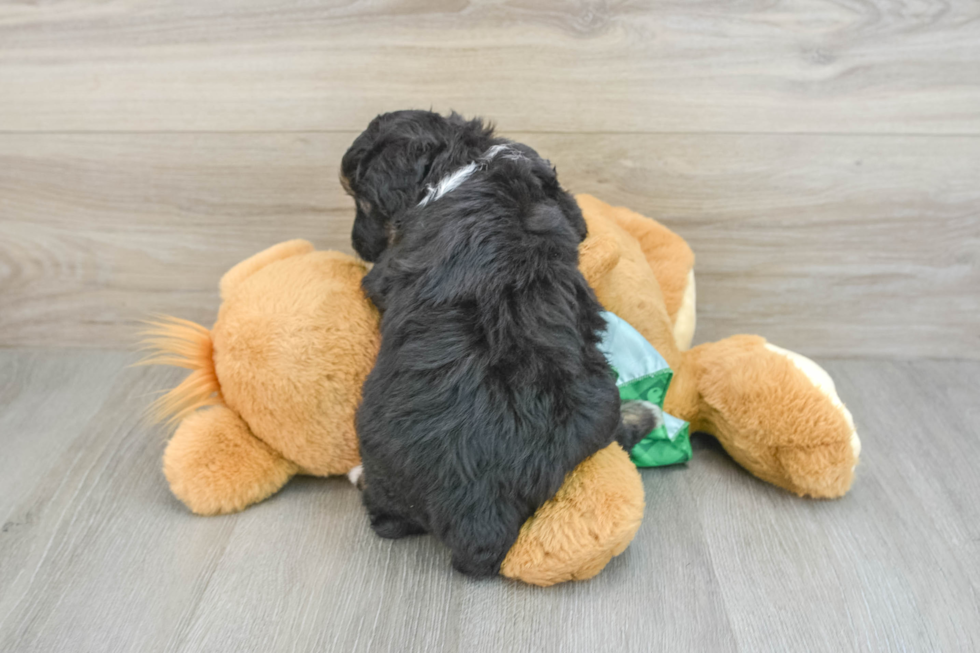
[[341, 111, 656, 577]]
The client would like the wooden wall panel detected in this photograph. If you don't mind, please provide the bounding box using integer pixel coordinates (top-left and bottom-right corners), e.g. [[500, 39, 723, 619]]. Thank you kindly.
[[0, 0, 979, 133], [2, 133, 976, 357]]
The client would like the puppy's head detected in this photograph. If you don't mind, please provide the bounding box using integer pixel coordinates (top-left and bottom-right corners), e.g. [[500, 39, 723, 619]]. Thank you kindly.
[[341, 110, 497, 262]]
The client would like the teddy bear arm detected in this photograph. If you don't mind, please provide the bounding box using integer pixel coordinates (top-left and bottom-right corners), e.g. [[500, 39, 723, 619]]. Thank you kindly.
[[606, 208, 694, 318], [500, 444, 644, 586], [575, 194, 694, 330], [577, 230, 622, 289]]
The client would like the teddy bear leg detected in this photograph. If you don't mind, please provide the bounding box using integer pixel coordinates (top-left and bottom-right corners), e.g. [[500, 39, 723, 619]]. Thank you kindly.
[[163, 405, 298, 515], [763, 343, 861, 461], [763, 343, 860, 497], [682, 336, 859, 498], [500, 444, 645, 586]]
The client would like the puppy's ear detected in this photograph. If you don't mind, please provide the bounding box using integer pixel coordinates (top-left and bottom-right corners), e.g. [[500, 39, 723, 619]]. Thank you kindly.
[[554, 188, 588, 242], [361, 250, 402, 312], [523, 154, 587, 242], [411, 139, 444, 191], [525, 196, 587, 244], [525, 202, 565, 234], [352, 202, 390, 263]]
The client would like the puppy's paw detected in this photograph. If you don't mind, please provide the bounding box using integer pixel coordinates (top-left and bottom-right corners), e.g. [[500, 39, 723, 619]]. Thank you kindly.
[[617, 400, 663, 451], [451, 550, 503, 578], [347, 464, 365, 490], [370, 513, 425, 539]]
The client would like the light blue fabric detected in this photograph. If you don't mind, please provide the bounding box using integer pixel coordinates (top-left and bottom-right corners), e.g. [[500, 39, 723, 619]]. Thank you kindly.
[[598, 311, 692, 467], [597, 311, 671, 385]]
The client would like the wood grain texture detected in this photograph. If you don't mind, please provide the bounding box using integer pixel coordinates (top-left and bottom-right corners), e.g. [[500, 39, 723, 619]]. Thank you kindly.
[[2, 1, 977, 649], [0, 354, 238, 653], [0, 349, 132, 523], [1, 0, 979, 133], [1, 132, 977, 357], [689, 359, 980, 652], [1, 350, 978, 652]]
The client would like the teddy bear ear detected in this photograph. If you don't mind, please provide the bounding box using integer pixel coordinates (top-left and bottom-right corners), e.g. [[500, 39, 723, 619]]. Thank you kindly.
[[163, 405, 297, 515], [219, 240, 315, 301]]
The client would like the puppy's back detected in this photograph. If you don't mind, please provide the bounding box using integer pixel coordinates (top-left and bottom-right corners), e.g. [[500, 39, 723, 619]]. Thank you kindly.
[[357, 152, 621, 577]]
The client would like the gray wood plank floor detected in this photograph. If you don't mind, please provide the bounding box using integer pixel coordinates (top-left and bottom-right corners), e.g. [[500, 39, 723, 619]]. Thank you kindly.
[[1, 349, 977, 652]]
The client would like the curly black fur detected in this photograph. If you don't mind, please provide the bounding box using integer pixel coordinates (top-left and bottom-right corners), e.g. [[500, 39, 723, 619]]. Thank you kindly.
[[341, 111, 651, 577], [341, 111, 512, 263]]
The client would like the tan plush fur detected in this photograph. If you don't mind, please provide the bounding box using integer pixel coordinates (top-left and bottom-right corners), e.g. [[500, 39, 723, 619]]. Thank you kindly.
[[577, 197, 683, 372], [576, 196, 859, 500], [500, 443, 644, 586], [144, 196, 858, 585], [577, 194, 694, 324], [674, 336, 856, 498], [139, 317, 221, 424], [146, 242, 379, 514], [212, 248, 379, 476], [219, 239, 317, 300], [164, 405, 298, 515]]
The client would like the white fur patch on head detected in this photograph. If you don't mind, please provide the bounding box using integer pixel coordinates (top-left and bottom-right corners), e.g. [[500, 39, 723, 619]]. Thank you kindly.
[[483, 144, 512, 159], [418, 161, 478, 207], [418, 144, 522, 207]]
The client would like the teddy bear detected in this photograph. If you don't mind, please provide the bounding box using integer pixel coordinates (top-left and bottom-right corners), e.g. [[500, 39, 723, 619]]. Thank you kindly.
[[142, 195, 859, 586], [141, 239, 645, 587]]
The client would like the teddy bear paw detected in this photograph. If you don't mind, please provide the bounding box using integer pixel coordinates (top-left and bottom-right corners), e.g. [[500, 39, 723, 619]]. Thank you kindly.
[[764, 343, 861, 471]]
